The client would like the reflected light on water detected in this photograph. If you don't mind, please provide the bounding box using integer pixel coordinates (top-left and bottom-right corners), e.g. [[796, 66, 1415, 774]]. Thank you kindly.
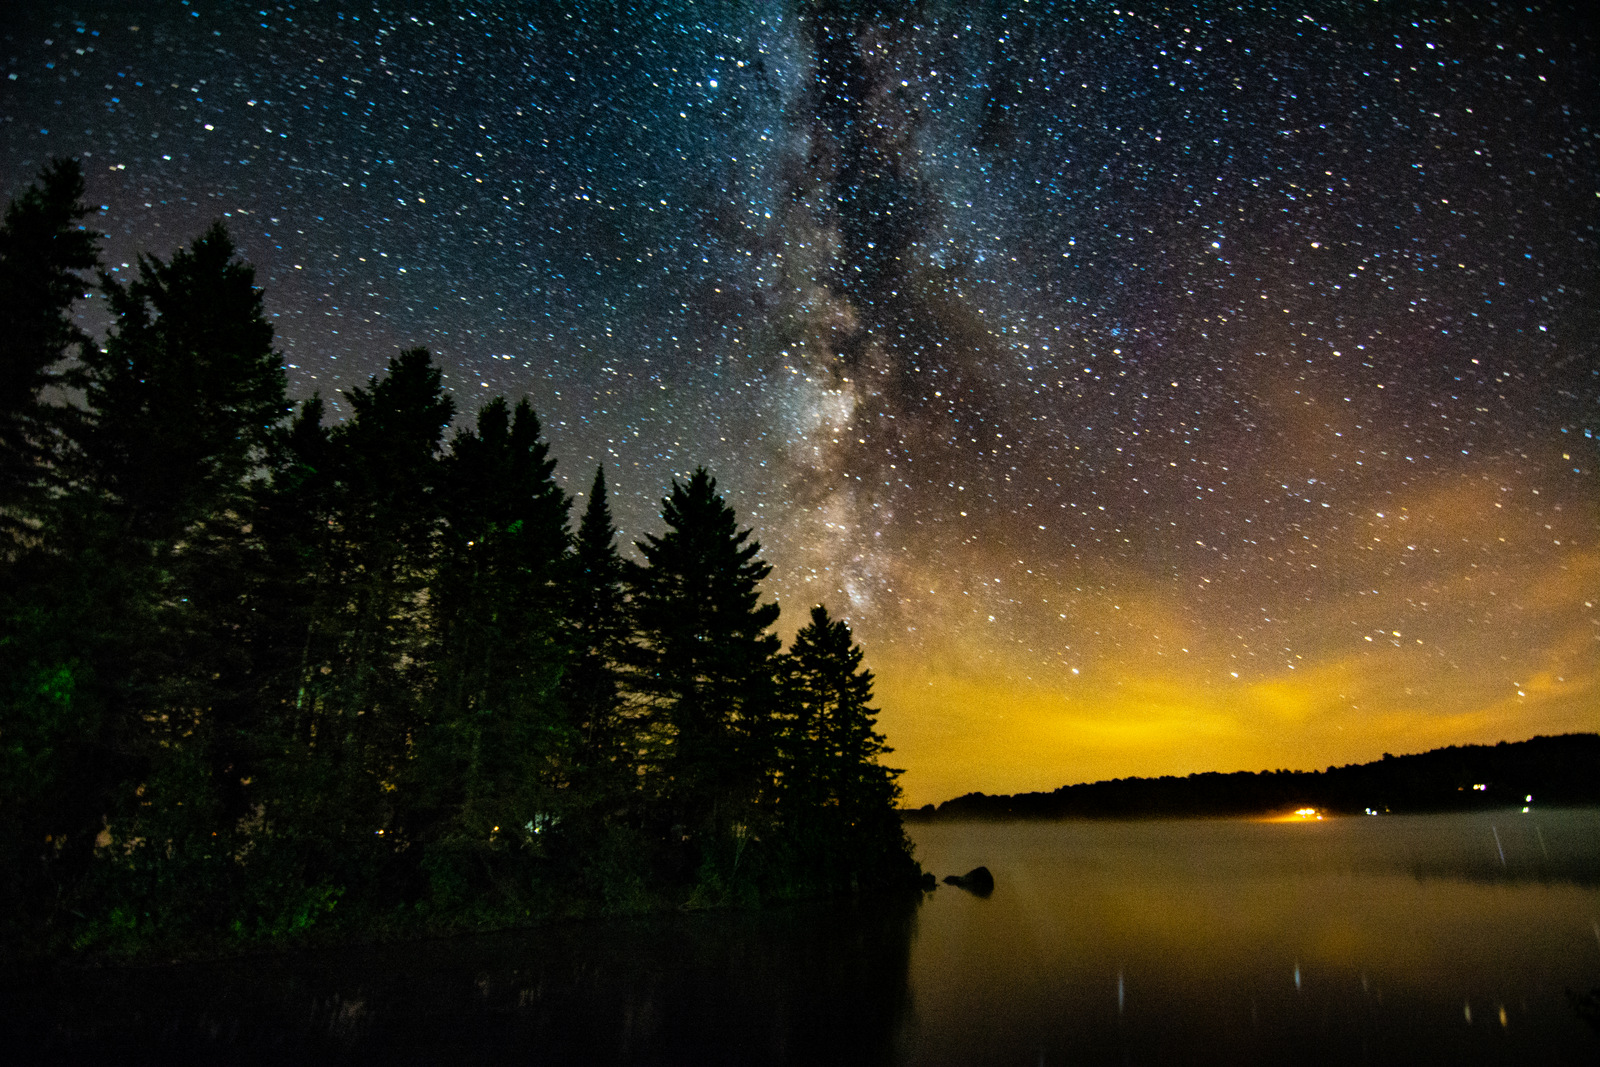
[[905, 810, 1600, 1064], [7, 812, 1597, 1064]]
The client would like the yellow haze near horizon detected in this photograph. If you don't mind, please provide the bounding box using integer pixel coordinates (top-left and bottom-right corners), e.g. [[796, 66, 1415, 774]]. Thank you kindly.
[[872, 641, 1599, 808]]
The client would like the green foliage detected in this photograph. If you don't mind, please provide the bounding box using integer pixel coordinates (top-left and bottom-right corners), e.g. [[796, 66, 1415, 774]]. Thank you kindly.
[[0, 164, 920, 961]]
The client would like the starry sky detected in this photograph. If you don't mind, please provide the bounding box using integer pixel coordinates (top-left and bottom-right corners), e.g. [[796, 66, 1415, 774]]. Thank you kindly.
[[5, 1, 1595, 805]]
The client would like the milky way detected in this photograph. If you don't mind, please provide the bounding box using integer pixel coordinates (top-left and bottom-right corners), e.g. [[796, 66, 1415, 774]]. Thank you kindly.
[[4, 2, 1594, 803]]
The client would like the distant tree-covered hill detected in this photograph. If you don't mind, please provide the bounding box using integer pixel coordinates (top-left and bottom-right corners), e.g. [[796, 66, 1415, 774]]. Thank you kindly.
[[907, 734, 1600, 821]]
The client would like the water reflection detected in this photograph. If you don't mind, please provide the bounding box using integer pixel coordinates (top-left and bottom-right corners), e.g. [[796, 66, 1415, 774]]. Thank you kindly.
[[5, 896, 918, 1064], [7, 811, 1598, 1064], [904, 809, 1600, 1065]]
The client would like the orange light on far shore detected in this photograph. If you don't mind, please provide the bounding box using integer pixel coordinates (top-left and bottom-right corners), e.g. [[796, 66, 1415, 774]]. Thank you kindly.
[[1261, 807, 1325, 823]]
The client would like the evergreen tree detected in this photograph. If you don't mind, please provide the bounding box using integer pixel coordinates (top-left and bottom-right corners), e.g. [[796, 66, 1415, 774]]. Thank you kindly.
[[227, 393, 350, 931], [251, 393, 339, 740], [567, 468, 632, 787], [85, 222, 286, 545], [4, 221, 293, 946], [318, 347, 454, 716], [304, 348, 454, 897], [627, 469, 782, 891], [561, 466, 649, 903], [0, 160, 103, 938], [82, 222, 289, 789], [0, 158, 99, 553], [422, 396, 572, 907], [93, 223, 290, 939], [782, 604, 912, 888]]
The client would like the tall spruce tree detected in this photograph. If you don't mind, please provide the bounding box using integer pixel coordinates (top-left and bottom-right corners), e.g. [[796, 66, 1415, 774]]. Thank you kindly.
[[0, 158, 100, 553], [25, 222, 293, 944], [559, 466, 648, 901], [251, 394, 338, 741], [86, 223, 286, 545], [782, 604, 912, 888], [628, 469, 781, 888], [307, 348, 454, 891], [567, 468, 632, 790], [83, 223, 288, 775], [422, 396, 572, 906], [0, 160, 103, 940], [229, 392, 350, 924]]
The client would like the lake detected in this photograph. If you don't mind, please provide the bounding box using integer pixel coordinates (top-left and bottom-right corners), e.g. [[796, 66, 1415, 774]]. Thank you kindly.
[[907, 811, 1600, 1065], [6, 810, 1598, 1064]]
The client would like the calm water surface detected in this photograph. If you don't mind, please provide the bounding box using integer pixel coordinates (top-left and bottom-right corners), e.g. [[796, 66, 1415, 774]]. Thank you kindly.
[[6, 810, 1598, 1064], [905, 811, 1600, 1065]]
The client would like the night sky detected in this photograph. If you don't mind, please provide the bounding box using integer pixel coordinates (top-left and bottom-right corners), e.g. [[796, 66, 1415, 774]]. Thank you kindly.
[[4, 1, 1595, 805]]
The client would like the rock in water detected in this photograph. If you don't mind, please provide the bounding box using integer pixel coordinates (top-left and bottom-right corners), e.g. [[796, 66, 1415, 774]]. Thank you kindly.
[[942, 866, 995, 895]]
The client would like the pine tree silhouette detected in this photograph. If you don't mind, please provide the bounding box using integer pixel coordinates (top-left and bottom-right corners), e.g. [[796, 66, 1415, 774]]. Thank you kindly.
[[86, 223, 287, 545], [421, 396, 572, 905], [0, 158, 100, 554], [309, 348, 455, 890], [628, 469, 781, 885], [0, 160, 104, 939], [567, 467, 633, 804], [783, 604, 910, 889]]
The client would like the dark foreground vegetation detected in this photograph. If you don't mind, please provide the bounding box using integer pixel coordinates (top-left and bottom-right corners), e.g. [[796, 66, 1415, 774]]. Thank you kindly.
[[0, 161, 919, 959], [910, 733, 1600, 821]]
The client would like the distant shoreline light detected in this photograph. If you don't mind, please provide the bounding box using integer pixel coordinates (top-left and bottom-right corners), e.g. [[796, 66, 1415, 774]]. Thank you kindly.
[[1260, 807, 1325, 823]]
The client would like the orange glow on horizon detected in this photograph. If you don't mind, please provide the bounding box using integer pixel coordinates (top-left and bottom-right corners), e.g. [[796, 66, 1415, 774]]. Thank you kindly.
[[770, 377, 1599, 811]]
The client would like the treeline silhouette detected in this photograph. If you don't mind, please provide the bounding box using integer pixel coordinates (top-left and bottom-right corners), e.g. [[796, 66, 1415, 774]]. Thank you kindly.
[[0, 161, 919, 956], [909, 734, 1600, 821]]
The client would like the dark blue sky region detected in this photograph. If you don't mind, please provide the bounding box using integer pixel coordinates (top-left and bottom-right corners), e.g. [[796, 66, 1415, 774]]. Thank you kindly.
[[4, 1, 1594, 802]]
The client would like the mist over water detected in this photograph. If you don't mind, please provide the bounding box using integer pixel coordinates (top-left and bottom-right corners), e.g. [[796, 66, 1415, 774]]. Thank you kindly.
[[8, 811, 1598, 1064]]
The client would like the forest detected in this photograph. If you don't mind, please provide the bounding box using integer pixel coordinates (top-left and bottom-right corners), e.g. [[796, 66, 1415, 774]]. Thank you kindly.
[[0, 160, 922, 958], [911, 733, 1600, 821]]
